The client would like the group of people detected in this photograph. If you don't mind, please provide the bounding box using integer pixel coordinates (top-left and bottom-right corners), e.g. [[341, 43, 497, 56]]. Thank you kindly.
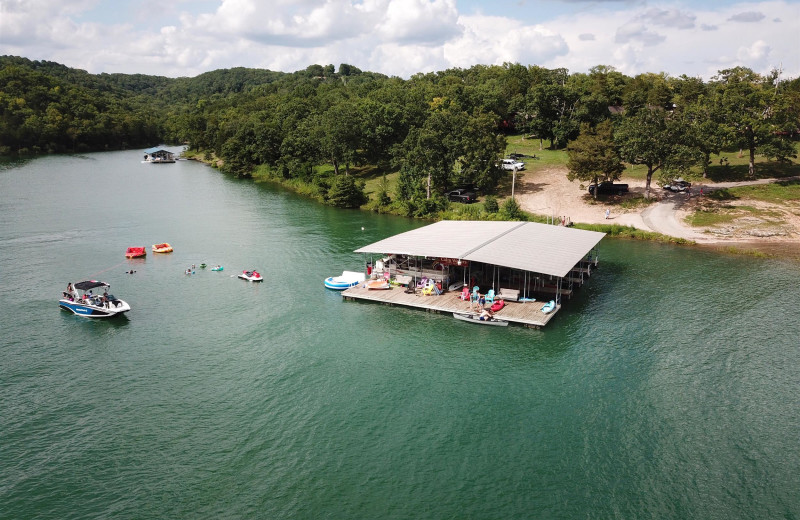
[[64, 283, 112, 308], [471, 291, 495, 321]]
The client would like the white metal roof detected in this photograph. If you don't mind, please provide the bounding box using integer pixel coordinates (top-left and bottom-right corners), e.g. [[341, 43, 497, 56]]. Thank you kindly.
[[354, 220, 606, 278]]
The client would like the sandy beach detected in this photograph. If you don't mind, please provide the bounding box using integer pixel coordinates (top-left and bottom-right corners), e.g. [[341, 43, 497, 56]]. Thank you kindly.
[[514, 166, 800, 252]]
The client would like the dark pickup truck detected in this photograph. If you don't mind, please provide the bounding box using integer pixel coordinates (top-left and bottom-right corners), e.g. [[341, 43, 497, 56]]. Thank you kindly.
[[588, 182, 629, 195], [446, 188, 477, 203]]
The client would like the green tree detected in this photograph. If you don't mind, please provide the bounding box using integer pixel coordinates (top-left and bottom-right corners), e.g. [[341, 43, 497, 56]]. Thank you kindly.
[[499, 197, 525, 220], [327, 175, 368, 208], [566, 120, 624, 199], [615, 108, 698, 198], [320, 101, 362, 175], [711, 67, 797, 178]]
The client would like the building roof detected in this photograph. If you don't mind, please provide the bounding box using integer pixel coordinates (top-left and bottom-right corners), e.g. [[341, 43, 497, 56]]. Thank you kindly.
[[144, 147, 173, 155], [354, 220, 606, 278]]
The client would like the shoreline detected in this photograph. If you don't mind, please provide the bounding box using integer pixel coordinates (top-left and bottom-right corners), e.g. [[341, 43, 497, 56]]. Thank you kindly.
[[184, 152, 800, 260]]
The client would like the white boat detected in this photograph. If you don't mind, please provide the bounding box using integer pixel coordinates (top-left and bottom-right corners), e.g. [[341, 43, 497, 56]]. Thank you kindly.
[[452, 312, 508, 326], [324, 270, 365, 290], [59, 280, 131, 318], [238, 269, 263, 282]]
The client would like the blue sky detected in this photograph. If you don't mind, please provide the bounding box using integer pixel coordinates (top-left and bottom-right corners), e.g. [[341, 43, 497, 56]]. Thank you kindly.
[[1, 0, 798, 80]]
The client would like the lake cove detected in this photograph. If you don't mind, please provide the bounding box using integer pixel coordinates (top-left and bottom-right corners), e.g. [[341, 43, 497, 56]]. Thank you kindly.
[[2, 150, 799, 519]]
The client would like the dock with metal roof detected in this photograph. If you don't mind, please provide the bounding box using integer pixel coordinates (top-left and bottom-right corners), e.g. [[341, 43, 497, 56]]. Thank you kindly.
[[343, 220, 606, 328]]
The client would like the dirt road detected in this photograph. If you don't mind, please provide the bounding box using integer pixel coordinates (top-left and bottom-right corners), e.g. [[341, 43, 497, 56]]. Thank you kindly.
[[514, 167, 798, 244]]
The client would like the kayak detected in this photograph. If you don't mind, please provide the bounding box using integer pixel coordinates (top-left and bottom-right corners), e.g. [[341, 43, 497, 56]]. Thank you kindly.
[[452, 312, 508, 326]]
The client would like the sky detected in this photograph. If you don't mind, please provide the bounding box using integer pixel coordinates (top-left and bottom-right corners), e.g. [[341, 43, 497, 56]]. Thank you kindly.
[[1, 0, 798, 80]]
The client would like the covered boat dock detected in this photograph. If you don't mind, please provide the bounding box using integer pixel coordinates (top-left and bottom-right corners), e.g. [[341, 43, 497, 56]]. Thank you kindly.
[[143, 147, 176, 163], [343, 220, 606, 328]]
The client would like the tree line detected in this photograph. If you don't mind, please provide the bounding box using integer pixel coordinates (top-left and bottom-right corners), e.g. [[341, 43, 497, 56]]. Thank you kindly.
[[2, 56, 798, 213]]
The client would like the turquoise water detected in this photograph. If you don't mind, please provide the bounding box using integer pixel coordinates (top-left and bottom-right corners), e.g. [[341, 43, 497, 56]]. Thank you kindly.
[[2, 151, 799, 519]]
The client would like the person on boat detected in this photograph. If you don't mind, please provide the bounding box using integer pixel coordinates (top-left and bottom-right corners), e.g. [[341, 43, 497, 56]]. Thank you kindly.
[[479, 308, 494, 321]]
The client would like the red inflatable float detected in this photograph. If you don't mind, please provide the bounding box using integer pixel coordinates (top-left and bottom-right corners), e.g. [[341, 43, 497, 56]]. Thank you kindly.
[[490, 299, 505, 312]]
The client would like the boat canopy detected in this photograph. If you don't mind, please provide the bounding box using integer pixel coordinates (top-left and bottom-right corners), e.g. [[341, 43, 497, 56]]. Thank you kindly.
[[74, 280, 110, 291], [144, 147, 171, 155], [354, 220, 605, 278]]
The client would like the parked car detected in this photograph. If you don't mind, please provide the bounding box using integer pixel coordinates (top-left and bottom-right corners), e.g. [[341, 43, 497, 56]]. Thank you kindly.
[[588, 182, 629, 195], [499, 158, 525, 171], [663, 179, 692, 192], [446, 188, 477, 203]]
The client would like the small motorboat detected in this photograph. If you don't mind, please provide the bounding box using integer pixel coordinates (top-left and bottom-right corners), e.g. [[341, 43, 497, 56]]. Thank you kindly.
[[365, 279, 391, 290], [152, 243, 173, 254], [238, 269, 263, 282], [448, 281, 464, 292], [211, 265, 224, 271], [324, 271, 365, 290], [541, 300, 556, 314], [489, 299, 505, 312], [59, 280, 131, 318], [453, 312, 508, 326], [125, 246, 146, 258]]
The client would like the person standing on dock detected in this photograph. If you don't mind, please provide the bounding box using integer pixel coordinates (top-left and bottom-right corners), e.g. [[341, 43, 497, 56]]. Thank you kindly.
[[605, 208, 610, 219]]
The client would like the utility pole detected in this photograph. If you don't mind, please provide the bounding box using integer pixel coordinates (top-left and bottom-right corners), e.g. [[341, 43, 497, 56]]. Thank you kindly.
[[511, 167, 517, 200]]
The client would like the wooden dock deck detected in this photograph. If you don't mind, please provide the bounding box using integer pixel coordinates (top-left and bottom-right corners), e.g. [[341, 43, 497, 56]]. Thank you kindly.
[[341, 285, 560, 328]]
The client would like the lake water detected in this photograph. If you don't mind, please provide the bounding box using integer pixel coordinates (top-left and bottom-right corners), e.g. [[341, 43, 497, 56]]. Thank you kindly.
[[2, 150, 799, 519]]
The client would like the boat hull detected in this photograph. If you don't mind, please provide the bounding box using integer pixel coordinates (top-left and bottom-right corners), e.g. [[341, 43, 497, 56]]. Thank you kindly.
[[453, 312, 508, 326], [238, 273, 263, 282], [324, 271, 365, 290], [324, 277, 360, 290], [59, 299, 130, 318]]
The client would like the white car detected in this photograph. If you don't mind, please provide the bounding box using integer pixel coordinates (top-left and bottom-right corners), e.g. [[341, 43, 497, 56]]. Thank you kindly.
[[500, 158, 525, 170]]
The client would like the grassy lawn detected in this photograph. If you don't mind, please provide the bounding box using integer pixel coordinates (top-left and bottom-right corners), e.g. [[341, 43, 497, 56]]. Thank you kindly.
[[505, 134, 569, 172], [709, 179, 800, 204], [686, 203, 786, 227]]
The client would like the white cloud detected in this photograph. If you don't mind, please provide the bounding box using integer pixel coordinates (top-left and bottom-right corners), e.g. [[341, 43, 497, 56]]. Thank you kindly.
[[728, 11, 766, 22], [638, 7, 696, 29], [0, 0, 797, 81], [444, 15, 568, 68], [615, 23, 666, 46]]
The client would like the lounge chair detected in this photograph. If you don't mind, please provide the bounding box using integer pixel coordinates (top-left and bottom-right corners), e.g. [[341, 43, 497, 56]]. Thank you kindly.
[[422, 282, 436, 296], [471, 286, 480, 302], [416, 277, 429, 289], [459, 286, 471, 300], [496, 288, 519, 301], [485, 289, 495, 303]]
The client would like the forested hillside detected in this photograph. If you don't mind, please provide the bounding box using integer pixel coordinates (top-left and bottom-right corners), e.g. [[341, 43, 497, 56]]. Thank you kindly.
[[1, 56, 798, 214]]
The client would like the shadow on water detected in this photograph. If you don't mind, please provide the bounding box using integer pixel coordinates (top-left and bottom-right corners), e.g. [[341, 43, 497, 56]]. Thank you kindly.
[[58, 308, 131, 329]]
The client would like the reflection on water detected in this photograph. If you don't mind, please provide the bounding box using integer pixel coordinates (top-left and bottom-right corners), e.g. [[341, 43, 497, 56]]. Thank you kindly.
[[1, 150, 799, 519]]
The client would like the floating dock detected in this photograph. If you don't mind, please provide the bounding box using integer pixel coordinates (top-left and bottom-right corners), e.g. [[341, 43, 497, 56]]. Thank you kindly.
[[342, 285, 559, 328]]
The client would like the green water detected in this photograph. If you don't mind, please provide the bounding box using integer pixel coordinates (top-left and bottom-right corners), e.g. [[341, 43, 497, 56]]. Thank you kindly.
[[2, 150, 799, 519]]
